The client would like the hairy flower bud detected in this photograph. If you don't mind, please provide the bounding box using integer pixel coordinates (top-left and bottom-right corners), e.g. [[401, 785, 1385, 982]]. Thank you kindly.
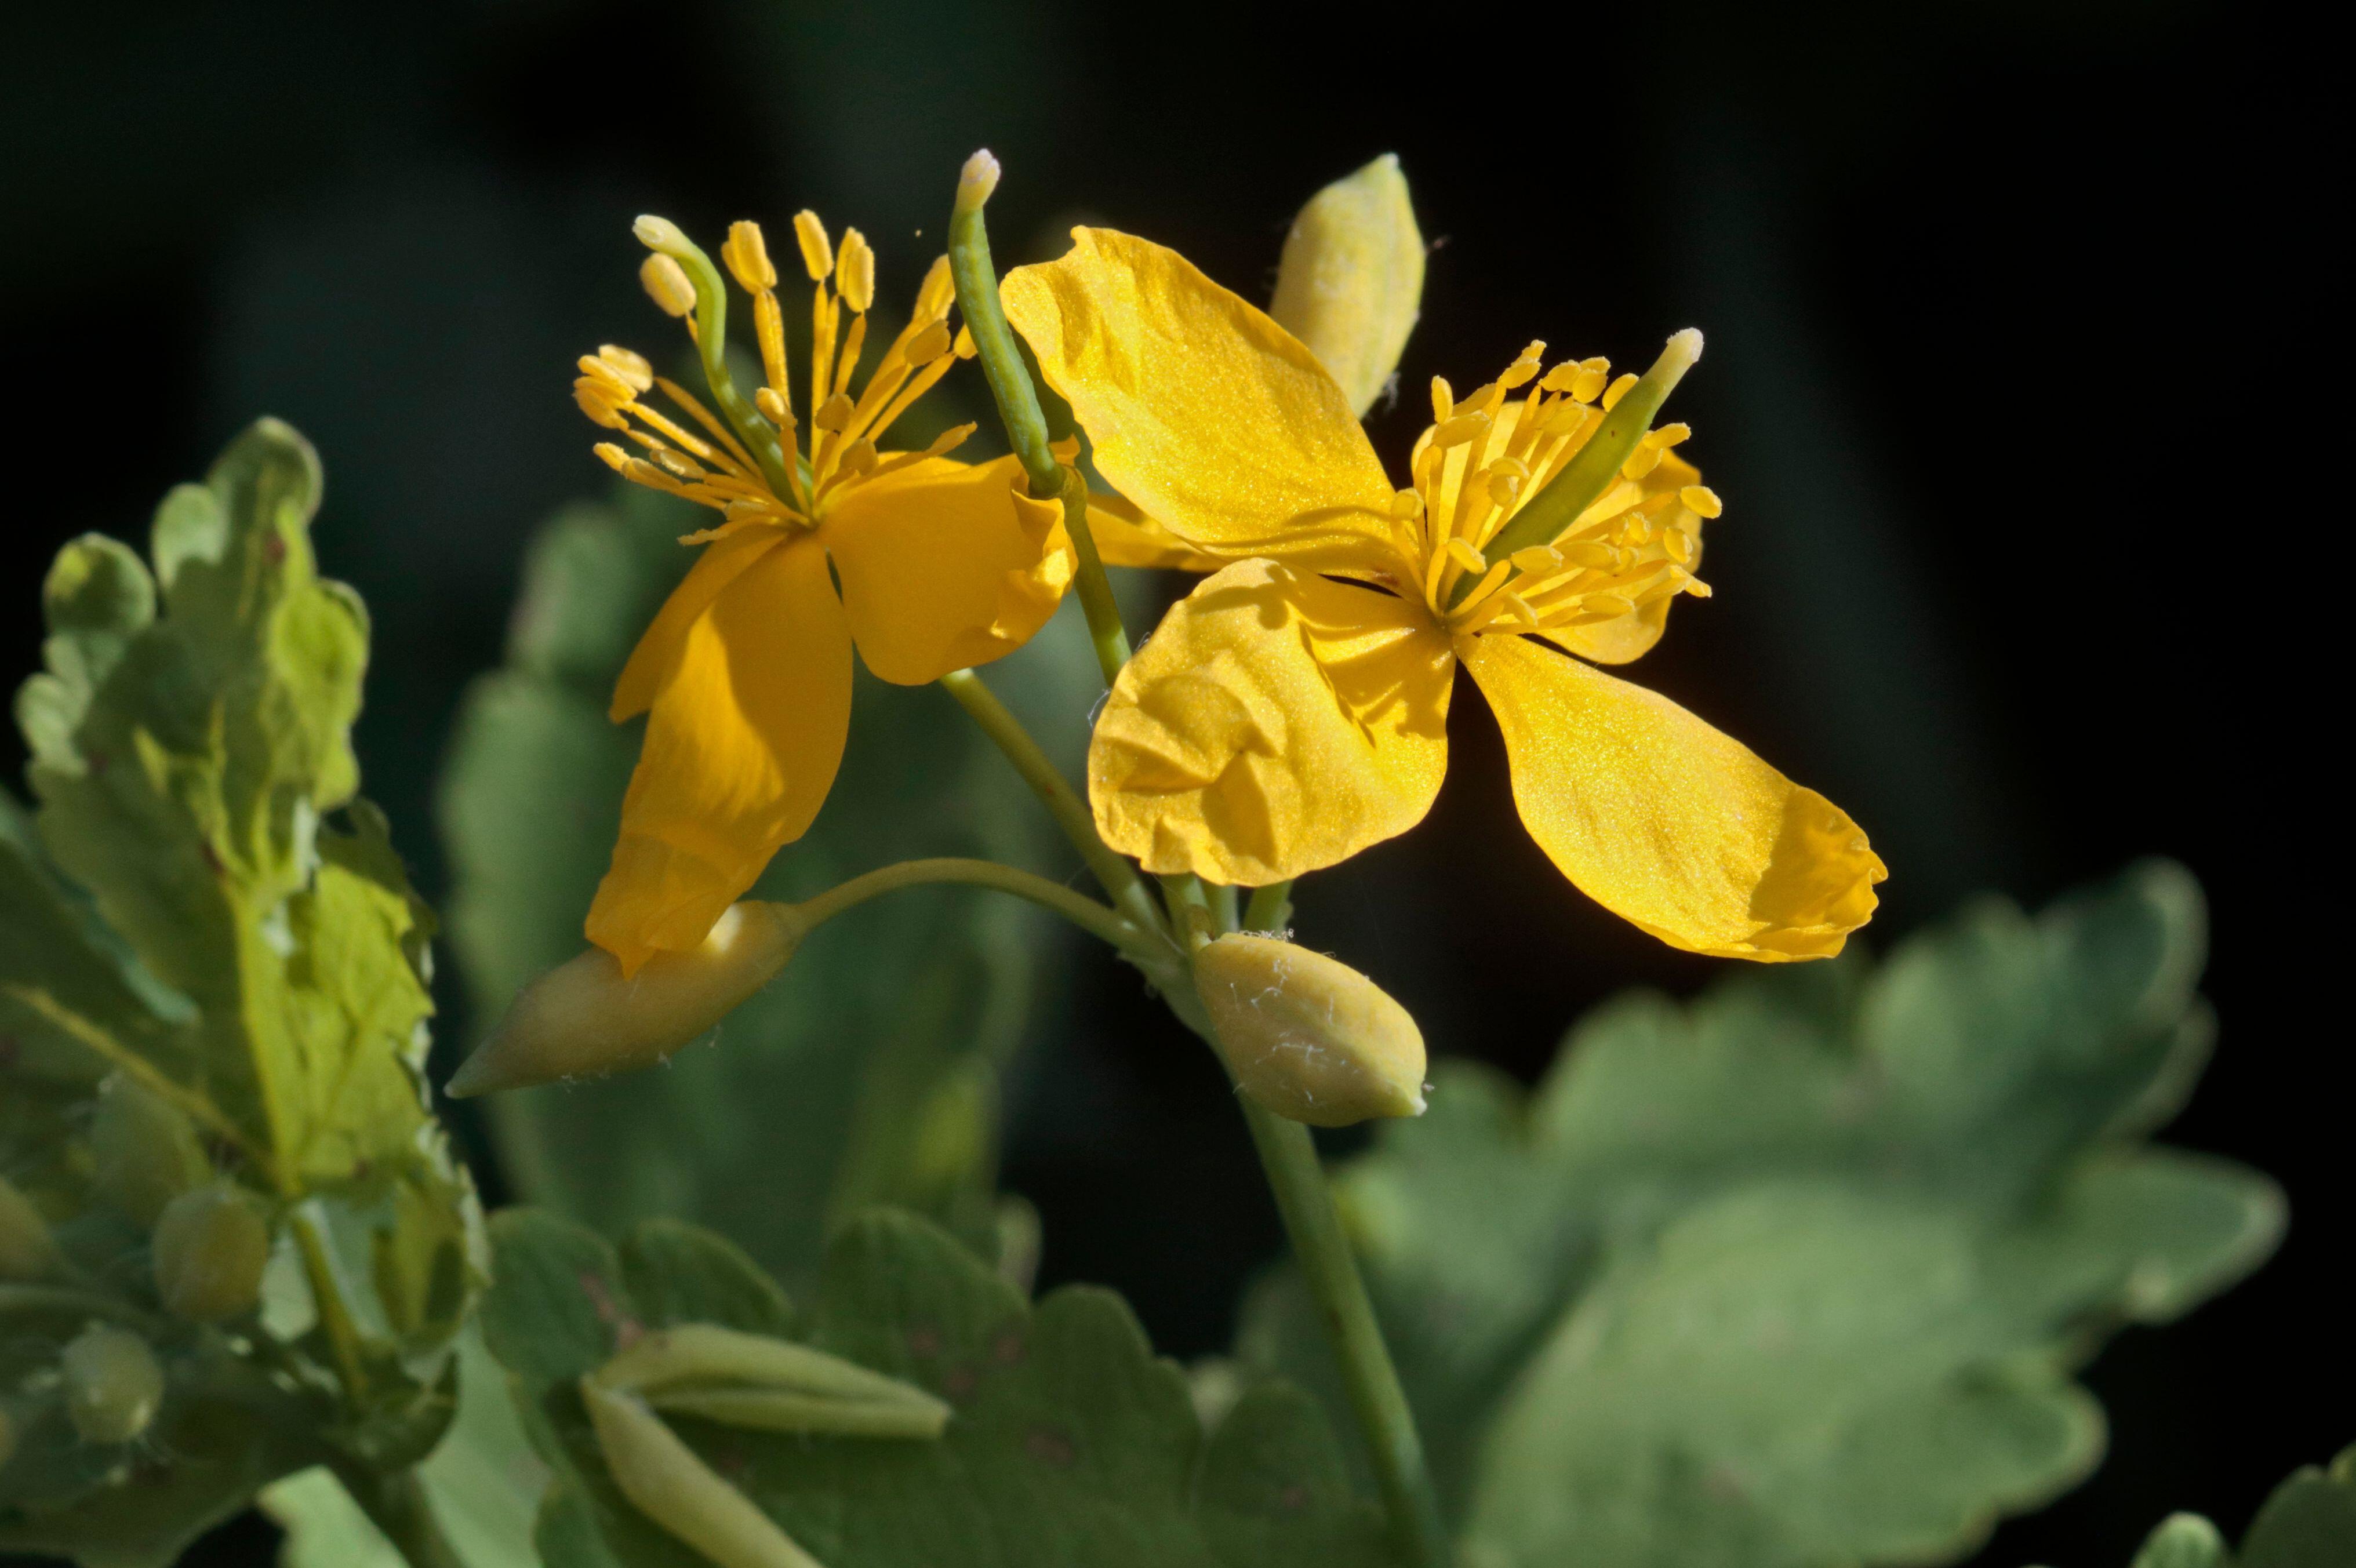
[[1192, 934, 1428, 1127], [0, 1176, 61, 1280], [151, 1183, 268, 1322], [448, 901, 808, 1097], [1268, 154, 1425, 418], [581, 1382, 825, 1568], [90, 1076, 212, 1227], [60, 1323, 165, 1445]]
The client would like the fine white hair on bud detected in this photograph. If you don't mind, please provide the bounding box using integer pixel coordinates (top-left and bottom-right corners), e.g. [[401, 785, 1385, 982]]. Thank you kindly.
[[447, 902, 808, 1098], [956, 150, 1002, 215], [1192, 934, 1428, 1128], [1269, 152, 1426, 419]]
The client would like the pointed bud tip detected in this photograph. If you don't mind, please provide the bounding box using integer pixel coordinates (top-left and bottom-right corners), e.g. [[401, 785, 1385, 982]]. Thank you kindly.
[[1193, 934, 1427, 1129], [956, 151, 1001, 214]]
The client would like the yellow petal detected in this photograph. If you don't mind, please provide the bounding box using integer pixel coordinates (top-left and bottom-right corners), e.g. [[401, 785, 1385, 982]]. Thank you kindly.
[[820, 454, 1071, 686], [1461, 631, 1883, 961], [588, 539, 853, 974], [1548, 448, 1710, 666], [1001, 228, 1397, 567], [610, 525, 786, 721], [1083, 488, 1226, 572], [1089, 559, 1453, 883]]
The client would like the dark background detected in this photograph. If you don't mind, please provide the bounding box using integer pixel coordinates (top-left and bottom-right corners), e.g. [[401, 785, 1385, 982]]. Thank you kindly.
[[3, 1, 2339, 1562]]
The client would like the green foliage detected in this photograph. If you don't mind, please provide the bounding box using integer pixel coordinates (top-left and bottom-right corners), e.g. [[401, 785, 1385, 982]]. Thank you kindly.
[[478, 1207, 1392, 1568], [1, 421, 482, 1565], [1238, 861, 2284, 1568], [2083, 1446, 2356, 1568], [437, 481, 1103, 1281]]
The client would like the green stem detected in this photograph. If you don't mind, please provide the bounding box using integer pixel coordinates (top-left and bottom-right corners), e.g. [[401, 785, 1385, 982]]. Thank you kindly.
[[339, 1463, 464, 1568], [946, 153, 1135, 688], [794, 856, 1147, 958], [1244, 879, 1295, 933], [1450, 327, 1703, 606], [291, 1206, 371, 1409], [1238, 1102, 1449, 1568], [937, 668, 1169, 945], [632, 218, 799, 503]]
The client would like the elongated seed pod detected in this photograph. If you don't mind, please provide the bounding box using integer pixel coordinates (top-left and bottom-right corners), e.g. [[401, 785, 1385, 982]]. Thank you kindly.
[[60, 1323, 165, 1445], [0, 1176, 61, 1280], [592, 1322, 950, 1439], [448, 902, 807, 1097], [90, 1076, 212, 1227], [151, 1183, 269, 1322], [1268, 154, 1424, 417], [1192, 934, 1428, 1128], [581, 1382, 824, 1568]]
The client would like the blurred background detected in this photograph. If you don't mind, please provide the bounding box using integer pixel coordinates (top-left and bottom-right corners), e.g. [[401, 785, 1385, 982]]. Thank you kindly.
[[3, 1, 2337, 1563]]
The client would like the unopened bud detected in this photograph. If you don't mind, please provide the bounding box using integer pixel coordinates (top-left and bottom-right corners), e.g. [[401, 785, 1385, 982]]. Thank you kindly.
[[581, 1381, 826, 1568], [90, 1076, 211, 1227], [1192, 934, 1427, 1127], [447, 901, 808, 1097], [60, 1323, 164, 1445], [592, 1322, 950, 1439], [151, 1183, 268, 1322], [1269, 154, 1426, 418], [0, 1176, 61, 1280]]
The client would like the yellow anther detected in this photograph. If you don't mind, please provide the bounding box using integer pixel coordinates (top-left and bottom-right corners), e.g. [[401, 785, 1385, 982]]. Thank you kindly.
[[1600, 372, 1640, 410], [1486, 470, 1525, 508], [754, 387, 795, 428], [720, 220, 777, 292], [1663, 525, 1697, 565], [952, 325, 977, 358], [1560, 539, 1618, 569], [837, 228, 876, 313], [1429, 377, 1455, 423], [577, 356, 635, 398], [839, 439, 878, 476], [1679, 484, 1724, 518], [792, 210, 833, 282], [593, 443, 630, 472], [923, 422, 977, 457], [1620, 445, 1665, 481], [1619, 512, 1656, 546], [623, 456, 676, 489], [1644, 421, 1692, 450], [640, 254, 697, 318], [813, 393, 856, 432], [599, 345, 655, 391], [1569, 365, 1609, 403], [574, 385, 629, 430], [1501, 590, 1540, 626], [1431, 411, 1490, 448], [903, 321, 954, 365], [1684, 576, 1714, 598], [1498, 343, 1546, 389], [1389, 489, 1424, 519], [1538, 362, 1584, 392], [1510, 545, 1564, 574], [1488, 454, 1530, 480], [1583, 592, 1635, 619], [651, 448, 708, 481], [1445, 538, 1488, 574]]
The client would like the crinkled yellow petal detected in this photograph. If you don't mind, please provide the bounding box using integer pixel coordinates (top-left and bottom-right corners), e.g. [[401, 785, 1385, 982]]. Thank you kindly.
[[588, 539, 853, 975], [820, 454, 1071, 686], [1461, 631, 1883, 961], [609, 525, 788, 721], [1089, 559, 1453, 884], [1001, 227, 1397, 568], [1084, 488, 1225, 572]]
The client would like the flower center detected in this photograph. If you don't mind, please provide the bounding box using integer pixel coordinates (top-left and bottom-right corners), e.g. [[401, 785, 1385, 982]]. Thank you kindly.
[[1379, 343, 1721, 637], [572, 212, 979, 544]]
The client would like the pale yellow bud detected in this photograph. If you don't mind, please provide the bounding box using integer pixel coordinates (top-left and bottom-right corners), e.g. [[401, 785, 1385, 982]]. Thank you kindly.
[[60, 1323, 164, 1445], [581, 1382, 825, 1568], [151, 1182, 268, 1322], [90, 1076, 211, 1227], [447, 901, 808, 1097], [1268, 154, 1426, 419], [0, 1176, 61, 1280], [1191, 934, 1427, 1127]]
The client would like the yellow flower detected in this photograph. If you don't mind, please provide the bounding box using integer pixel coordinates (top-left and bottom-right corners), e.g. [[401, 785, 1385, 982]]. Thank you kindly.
[[579, 212, 1074, 974], [1002, 230, 1884, 961]]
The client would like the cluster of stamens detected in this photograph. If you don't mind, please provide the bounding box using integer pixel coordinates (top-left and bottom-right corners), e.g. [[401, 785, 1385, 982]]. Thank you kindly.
[[1383, 342, 1723, 635], [573, 212, 977, 540]]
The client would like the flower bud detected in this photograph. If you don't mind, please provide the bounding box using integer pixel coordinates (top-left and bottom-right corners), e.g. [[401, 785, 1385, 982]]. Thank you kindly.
[[591, 1321, 950, 1440], [151, 1182, 268, 1322], [90, 1075, 212, 1227], [1268, 154, 1425, 418], [0, 1176, 61, 1280], [60, 1322, 164, 1445], [581, 1382, 825, 1568], [1192, 934, 1428, 1127], [447, 901, 808, 1097]]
